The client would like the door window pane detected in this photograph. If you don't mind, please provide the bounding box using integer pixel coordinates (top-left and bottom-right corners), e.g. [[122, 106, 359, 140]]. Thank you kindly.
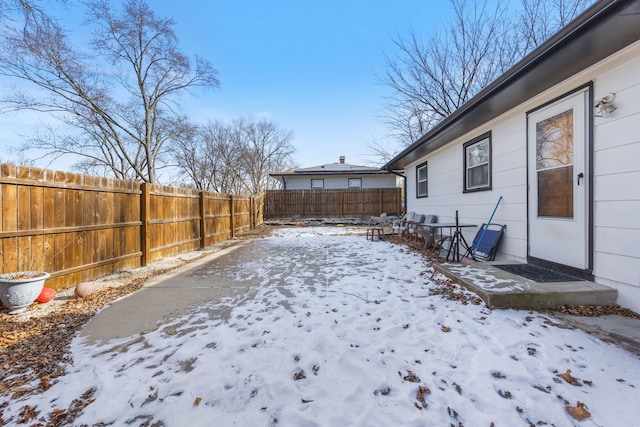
[[538, 167, 573, 217], [536, 109, 574, 218], [536, 109, 574, 169]]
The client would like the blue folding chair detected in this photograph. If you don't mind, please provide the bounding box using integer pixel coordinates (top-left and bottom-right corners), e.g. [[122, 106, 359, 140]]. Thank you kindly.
[[465, 223, 506, 261]]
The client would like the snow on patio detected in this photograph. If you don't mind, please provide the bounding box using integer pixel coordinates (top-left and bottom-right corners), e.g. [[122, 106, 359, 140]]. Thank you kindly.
[[6, 227, 640, 426]]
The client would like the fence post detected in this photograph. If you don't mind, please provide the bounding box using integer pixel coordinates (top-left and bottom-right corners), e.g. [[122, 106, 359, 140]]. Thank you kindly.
[[250, 195, 255, 230], [229, 194, 235, 238], [140, 182, 150, 266], [199, 191, 206, 249]]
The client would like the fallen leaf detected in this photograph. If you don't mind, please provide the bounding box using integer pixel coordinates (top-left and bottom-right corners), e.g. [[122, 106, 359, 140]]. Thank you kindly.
[[498, 389, 512, 399], [558, 369, 582, 386], [533, 384, 551, 394], [17, 405, 38, 422], [293, 369, 306, 380], [447, 406, 459, 419], [454, 383, 462, 394], [293, 355, 300, 362], [301, 399, 314, 404], [40, 376, 51, 390], [416, 385, 430, 408], [194, 397, 202, 406], [566, 401, 590, 420], [403, 371, 421, 383], [441, 326, 451, 333], [374, 386, 391, 396]]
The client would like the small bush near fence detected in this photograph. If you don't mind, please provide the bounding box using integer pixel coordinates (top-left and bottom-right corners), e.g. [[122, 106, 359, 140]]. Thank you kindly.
[[0, 164, 263, 290]]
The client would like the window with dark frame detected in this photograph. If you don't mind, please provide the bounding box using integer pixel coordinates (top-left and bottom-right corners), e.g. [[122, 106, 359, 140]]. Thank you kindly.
[[348, 178, 362, 188], [463, 132, 492, 192], [416, 161, 428, 198], [311, 179, 324, 189]]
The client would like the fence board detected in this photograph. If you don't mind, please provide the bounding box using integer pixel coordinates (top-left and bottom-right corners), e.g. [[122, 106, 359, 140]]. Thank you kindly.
[[264, 188, 401, 219]]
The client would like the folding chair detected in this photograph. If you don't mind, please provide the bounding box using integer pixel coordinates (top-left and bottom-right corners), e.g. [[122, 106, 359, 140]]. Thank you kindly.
[[406, 214, 426, 240], [464, 223, 506, 261], [416, 215, 438, 248], [366, 213, 390, 241], [391, 212, 416, 235]]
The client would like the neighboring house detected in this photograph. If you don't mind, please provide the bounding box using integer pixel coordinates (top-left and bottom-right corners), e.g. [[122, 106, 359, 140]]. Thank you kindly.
[[384, 0, 640, 312], [271, 156, 397, 190]]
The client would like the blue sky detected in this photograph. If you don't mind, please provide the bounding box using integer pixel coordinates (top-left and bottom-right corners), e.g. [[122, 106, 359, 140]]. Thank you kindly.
[[0, 1, 452, 170]]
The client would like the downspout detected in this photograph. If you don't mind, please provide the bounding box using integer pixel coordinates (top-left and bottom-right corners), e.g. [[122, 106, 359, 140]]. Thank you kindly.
[[387, 169, 407, 214], [282, 176, 287, 190]]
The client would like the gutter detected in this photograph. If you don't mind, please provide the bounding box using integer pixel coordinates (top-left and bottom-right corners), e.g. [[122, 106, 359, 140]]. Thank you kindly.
[[387, 169, 407, 214]]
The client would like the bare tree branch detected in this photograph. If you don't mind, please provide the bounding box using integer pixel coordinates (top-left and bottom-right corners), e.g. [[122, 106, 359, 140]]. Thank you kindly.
[[377, 0, 594, 163], [0, 0, 219, 182]]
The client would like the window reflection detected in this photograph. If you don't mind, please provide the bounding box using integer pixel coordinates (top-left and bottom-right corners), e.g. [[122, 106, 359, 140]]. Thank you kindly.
[[536, 109, 574, 218]]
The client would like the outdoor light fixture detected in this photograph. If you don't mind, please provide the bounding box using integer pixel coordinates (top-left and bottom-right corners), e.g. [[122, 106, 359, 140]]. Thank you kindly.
[[594, 92, 617, 117]]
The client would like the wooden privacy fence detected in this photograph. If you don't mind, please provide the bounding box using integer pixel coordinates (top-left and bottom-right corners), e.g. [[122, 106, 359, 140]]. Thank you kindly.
[[0, 164, 264, 290], [264, 188, 402, 219]]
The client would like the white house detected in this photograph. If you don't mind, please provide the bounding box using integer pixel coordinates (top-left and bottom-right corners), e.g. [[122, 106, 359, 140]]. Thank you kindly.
[[271, 156, 397, 190], [384, 0, 640, 312]]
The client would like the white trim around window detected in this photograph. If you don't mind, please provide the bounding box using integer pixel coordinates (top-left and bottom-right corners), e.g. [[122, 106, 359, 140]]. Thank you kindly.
[[348, 178, 362, 188], [463, 132, 492, 192], [416, 161, 428, 198], [311, 178, 324, 189]]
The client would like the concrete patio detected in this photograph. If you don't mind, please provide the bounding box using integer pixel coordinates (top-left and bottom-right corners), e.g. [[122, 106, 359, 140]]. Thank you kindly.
[[434, 260, 618, 309]]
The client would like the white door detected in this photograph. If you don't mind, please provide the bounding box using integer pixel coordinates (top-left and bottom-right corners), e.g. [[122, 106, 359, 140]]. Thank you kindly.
[[527, 89, 589, 270]]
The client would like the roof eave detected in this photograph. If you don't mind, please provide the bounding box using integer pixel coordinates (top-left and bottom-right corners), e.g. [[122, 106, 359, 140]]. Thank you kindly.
[[270, 169, 392, 177]]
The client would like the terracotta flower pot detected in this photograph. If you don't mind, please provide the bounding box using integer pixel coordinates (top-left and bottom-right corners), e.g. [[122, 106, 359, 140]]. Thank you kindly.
[[0, 271, 51, 314]]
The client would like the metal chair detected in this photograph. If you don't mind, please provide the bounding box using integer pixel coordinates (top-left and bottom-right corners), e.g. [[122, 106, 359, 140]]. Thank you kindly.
[[391, 212, 416, 235], [366, 213, 390, 241], [416, 215, 438, 248], [464, 223, 506, 261]]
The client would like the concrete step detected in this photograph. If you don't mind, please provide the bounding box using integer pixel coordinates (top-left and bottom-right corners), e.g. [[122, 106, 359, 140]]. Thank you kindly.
[[434, 261, 618, 309]]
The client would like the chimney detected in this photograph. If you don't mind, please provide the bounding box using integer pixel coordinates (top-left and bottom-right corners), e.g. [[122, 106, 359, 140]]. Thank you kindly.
[[339, 156, 345, 164]]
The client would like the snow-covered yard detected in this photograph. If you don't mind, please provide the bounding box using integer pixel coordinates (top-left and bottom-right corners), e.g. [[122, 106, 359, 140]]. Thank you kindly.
[[6, 227, 640, 426]]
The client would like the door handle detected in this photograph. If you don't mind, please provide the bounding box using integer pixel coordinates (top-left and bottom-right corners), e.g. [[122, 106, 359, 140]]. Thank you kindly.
[[577, 172, 584, 185]]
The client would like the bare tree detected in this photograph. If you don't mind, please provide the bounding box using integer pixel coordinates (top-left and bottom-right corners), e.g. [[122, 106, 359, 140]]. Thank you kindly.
[[377, 0, 594, 159], [236, 117, 296, 194], [171, 117, 296, 194], [0, 0, 219, 182]]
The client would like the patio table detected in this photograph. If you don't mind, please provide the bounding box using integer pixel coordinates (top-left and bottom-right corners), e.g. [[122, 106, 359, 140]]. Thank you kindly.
[[420, 222, 477, 262]]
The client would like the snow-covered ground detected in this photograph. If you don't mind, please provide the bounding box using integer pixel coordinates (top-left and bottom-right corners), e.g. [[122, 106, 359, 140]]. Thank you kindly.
[[6, 227, 640, 426]]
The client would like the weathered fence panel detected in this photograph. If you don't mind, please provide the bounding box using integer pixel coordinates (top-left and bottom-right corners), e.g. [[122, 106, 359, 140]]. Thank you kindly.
[[264, 188, 402, 219], [0, 164, 263, 291]]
